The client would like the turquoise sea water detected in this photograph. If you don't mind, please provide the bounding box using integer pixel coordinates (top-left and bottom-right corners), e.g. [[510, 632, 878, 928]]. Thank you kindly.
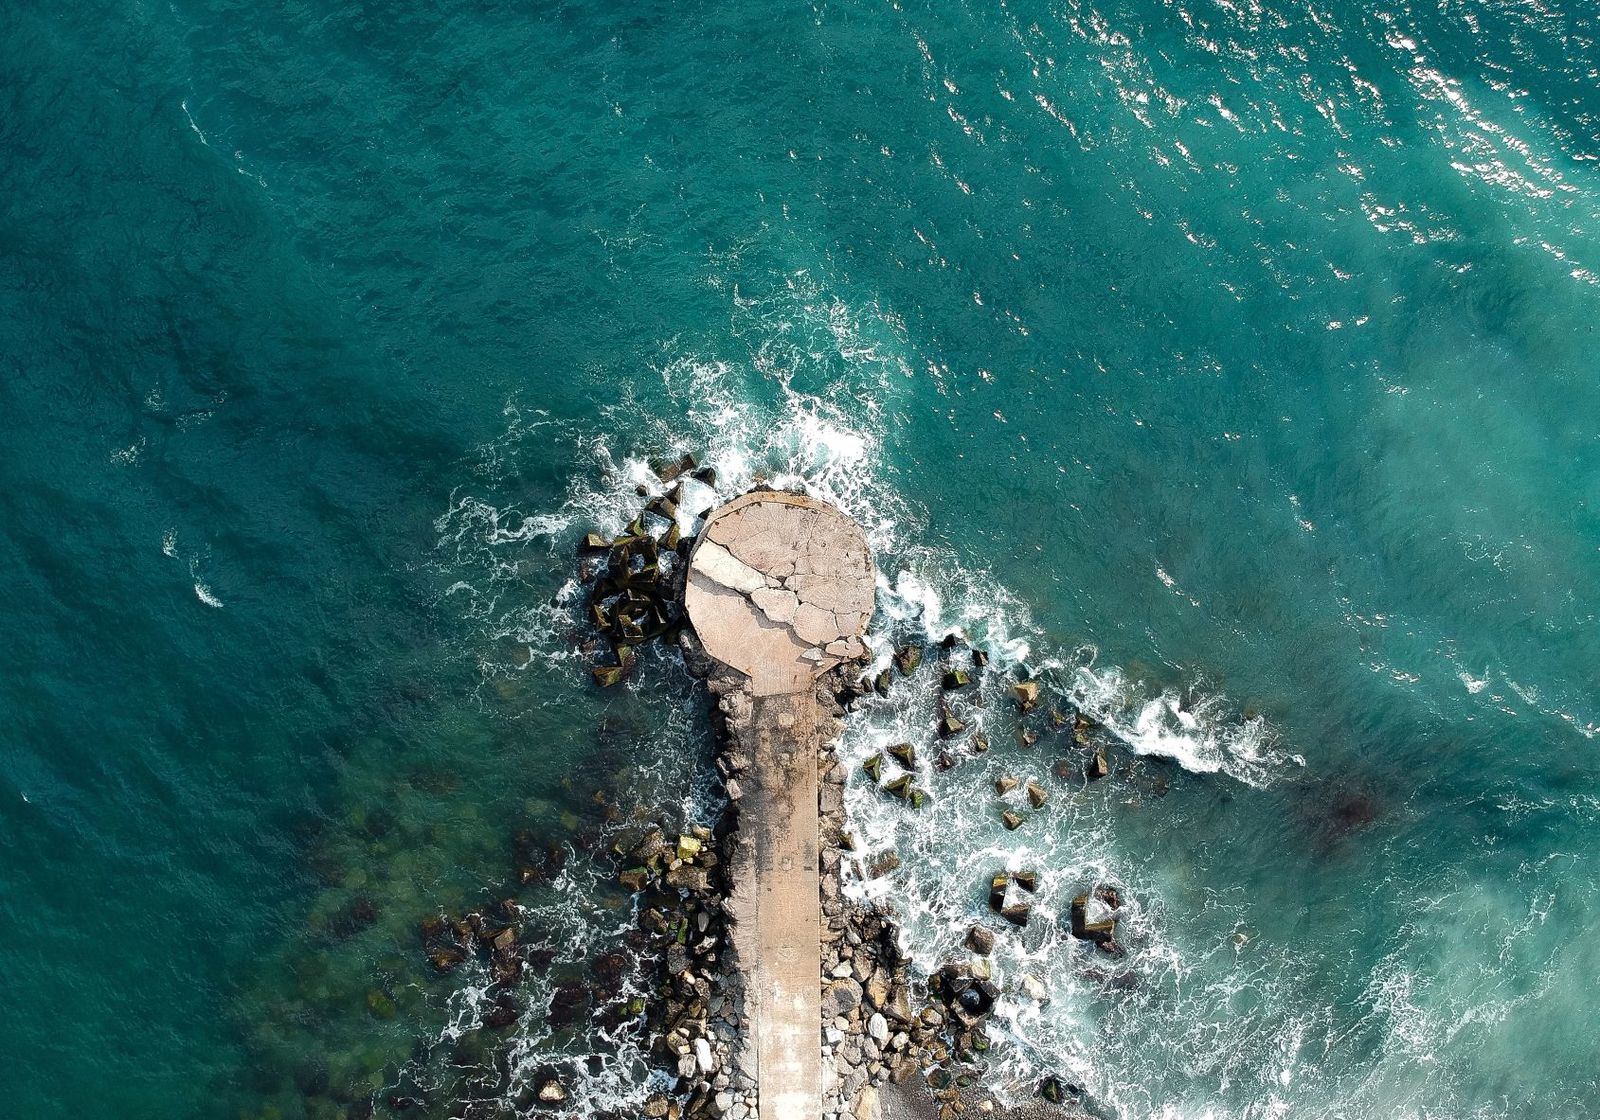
[[3, 0, 1599, 1116]]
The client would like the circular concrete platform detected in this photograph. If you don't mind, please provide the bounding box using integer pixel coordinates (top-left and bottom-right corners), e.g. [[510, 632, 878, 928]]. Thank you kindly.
[[684, 491, 875, 696]]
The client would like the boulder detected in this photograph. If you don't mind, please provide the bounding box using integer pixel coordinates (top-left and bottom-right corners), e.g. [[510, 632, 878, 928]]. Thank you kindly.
[[894, 646, 923, 675], [1012, 680, 1040, 711], [965, 925, 995, 955], [591, 661, 630, 688], [971, 732, 990, 753], [865, 850, 901, 879], [883, 775, 913, 801], [537, 1078, 568, 1104], [874, 669, 893, 696], [862, 753, 885, 782], [1001, 811, 1024, 831], [994, 775, 1018, 796], [888, 742, 916, 768], [1069, 893, 1117, 943], [1025, 779, 1048, 809], [938, 709, 965, 738], [665, 866, 710, 892], [822, 978, 863, 1018], [942, 669, 972, 691], [1087, 748, 1110, 780]]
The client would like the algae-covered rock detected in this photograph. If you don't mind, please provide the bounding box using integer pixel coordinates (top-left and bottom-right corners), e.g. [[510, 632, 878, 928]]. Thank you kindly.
[[893, 645, 923, 675]]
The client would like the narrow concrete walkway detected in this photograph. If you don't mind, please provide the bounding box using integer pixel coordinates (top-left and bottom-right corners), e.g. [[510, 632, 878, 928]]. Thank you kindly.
[[684, 491, 875, 1120]]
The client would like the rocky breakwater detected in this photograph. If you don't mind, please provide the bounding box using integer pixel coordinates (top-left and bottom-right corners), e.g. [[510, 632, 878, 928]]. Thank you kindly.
[[586, 480, 1094, 1120]]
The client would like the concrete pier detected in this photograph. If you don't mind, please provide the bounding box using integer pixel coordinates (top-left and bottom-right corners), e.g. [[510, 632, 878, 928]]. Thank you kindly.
[[684, 491, 875, 1120]]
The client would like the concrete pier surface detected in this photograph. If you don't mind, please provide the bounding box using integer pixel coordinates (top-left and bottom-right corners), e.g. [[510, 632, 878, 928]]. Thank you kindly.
[[684, 491, 875, 1120]]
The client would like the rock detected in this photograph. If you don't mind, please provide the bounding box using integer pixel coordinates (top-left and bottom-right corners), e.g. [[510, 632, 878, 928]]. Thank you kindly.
[[665, 866, 710, 892], [653, 452, 697, 482], [988, 874, 1033, 927], [644, 1096, 670, 1119], [1025, 779, 1048, 808], [971, 732, 989, 753], [1095, 885, 1122, 909], [994, 775, 1018, 796], [1017, 726, 1039, 748], [591, 661, 630, 688], [866, 973, 892, 1010], [1002, 811, 1024, 831], [537, 1078, 568, 1104], [883, 775, 913, 801], [938, 709, 964, 738], [1021, 975, 1047, 1002], [887, 742, 916, 768], [1087, 748, 1110, 780], [1013, 870, 1039, 893], [894, 645, 923, 675], [874, 669, 893, 696], [581, 533, 610, 551], [865, 850, 900, 879], [676, 834, 703, 861], [965, 925, 995, 955], [854, 1086, 879, 1120], [868, 1012, 890, 1043], [1070, 893, 1117, 943], [366, 989, 397, 1020], [942, 669, 972, 691], [822, 979, 863, 1018], [694, 1036, 715, 1074], [863, 753, 885, 783]]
